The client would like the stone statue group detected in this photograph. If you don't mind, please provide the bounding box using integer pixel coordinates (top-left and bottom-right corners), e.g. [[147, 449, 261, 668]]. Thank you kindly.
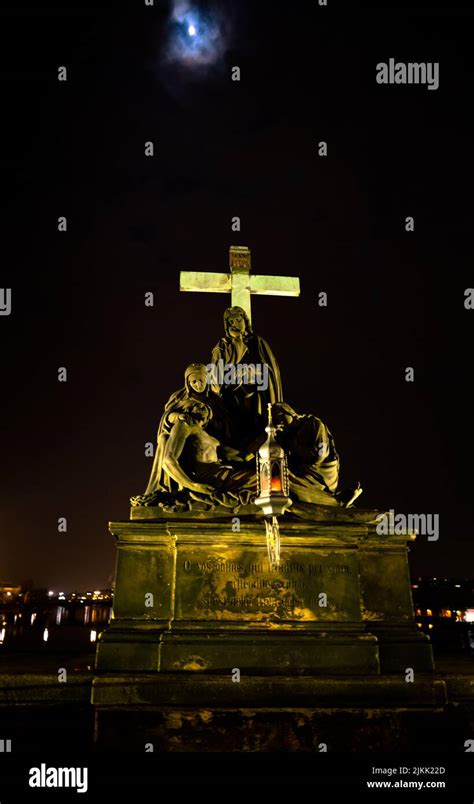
[[131, 306, 361, 512]]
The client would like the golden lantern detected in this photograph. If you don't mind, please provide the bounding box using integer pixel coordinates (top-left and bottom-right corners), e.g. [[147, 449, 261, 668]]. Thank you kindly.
[[254, 404, 292, 567]]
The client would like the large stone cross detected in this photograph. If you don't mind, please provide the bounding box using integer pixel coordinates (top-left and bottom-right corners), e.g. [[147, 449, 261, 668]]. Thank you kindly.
[[180, 246, 300, 323]]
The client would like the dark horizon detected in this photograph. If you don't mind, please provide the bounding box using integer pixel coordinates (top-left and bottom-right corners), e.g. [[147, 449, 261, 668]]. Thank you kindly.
[[1, 2, 473, 588]]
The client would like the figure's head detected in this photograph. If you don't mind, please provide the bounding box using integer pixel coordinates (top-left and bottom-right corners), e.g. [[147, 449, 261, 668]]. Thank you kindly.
[[272, 402, 298, 428], [182, 398, 212, 426], [223, 306, 252, 339], [184, 363, 208, 395]]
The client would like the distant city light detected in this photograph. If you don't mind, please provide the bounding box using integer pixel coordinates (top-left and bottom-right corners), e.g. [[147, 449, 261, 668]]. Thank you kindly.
[[455, 584, 461, 588], [43, 628, 49, 642], [463, 609, 474, 623], [30, 613, 37, 625], [90, 630, 97, 643], [0, 628, 5, 644], [48, 591, 54, 597], [428, 624, 434, 629], [6, 592, 11, 597]]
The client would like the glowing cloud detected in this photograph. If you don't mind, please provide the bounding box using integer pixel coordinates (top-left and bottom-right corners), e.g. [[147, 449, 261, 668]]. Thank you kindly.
[[165, 1, 227, 68]]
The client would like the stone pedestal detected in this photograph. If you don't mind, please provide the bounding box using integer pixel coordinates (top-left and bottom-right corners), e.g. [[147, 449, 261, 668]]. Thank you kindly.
[[95, 505, 433, 676], [93, 505, 435, 750]]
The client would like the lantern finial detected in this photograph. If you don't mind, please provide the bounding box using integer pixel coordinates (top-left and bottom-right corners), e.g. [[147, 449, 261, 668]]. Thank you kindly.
[[267, 402, 273, 427]]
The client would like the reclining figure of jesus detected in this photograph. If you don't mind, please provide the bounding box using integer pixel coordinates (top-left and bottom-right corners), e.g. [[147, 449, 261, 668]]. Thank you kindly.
[[162, 398, 258, 507], [160, 397, 358, 509]]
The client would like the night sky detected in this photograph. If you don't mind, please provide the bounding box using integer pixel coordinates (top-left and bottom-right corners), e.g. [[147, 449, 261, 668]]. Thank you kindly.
[[1, 1, 473, 589]]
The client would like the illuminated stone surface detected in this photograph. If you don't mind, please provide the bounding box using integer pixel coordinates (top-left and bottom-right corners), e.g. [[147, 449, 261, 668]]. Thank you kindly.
[[95, 507, 433, 676], [180, 245, 300, 322]]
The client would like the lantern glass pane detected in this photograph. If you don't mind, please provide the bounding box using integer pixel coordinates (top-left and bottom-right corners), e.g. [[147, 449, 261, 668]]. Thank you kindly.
[[271, 462, 282, 492]]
